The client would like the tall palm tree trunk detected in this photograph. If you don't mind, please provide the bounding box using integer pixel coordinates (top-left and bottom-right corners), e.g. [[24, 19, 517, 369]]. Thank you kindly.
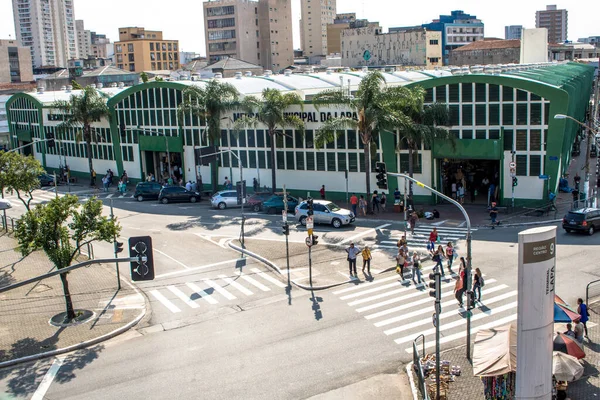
[[85, 125, 93, 179], [269, 129, 277, 193], [59, 273, 76, 321], [209, 137, 219, 194], [364, 141, 372, 213]]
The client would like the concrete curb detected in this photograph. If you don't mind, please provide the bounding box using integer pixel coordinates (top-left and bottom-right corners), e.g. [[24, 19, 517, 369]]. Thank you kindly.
[[406, 362, 420, 400], [474, 218, 562, 229]]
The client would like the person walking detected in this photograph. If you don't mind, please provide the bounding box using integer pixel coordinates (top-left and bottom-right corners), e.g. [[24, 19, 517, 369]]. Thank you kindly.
[[432, 245, 445, 277], [409, 211, 418, 235], [445, 242, 455, 274], [573, 318, 585, 344], [359, 195, 367, 216], [380, 192, 387, 212], [253, 178, 259, 193], [361, 245, 372, 275], [577, 298, 589, 338], [346, 243, 360, 279], [457, 183, 465, 204], [454, 263, 465, 308], [451, 181, 457, 200], [224, 176, 232, 190], [90, 168, 96, 187], [396, 248, 407, 279], [428, 228, 438, 253], [320, 185, 326, 199], [472, 267, 483, 302], [350, 193, 359, 217], [102, 175, 109, 192], [412, 251, 423, 284], [372, 190, 380, 213], [489, 202, 499, 228]]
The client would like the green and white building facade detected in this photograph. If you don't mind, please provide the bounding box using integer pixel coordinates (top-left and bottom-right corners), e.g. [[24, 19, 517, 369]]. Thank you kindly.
[[6, 63, 594, 206]]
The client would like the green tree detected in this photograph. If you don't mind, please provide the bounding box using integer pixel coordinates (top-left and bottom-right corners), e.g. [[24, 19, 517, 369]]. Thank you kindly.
[[0, 151, 45, 211], [50, 86, 111, 179], [312, 71, 411, 212], [14, 195, 121, 322], [235, 88, 305, 193], [71, 80, 83, 90], [178, 80, 240, 193], [395, 87, 453, 206], [140, 72, 149, 83]]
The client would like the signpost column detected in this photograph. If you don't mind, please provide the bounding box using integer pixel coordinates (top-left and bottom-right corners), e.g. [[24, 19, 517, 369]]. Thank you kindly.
[[515, 226, 556, 400], [306, 215, 314, 286]]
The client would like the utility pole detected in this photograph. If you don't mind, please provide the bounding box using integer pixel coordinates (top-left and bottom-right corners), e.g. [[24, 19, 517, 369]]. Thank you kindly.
[[403, 172, 408, 238], [110, 199, 121, 290], [282, 185, 291, 297]]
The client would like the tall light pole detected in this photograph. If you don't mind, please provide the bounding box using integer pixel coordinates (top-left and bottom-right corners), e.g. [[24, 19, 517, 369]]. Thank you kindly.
[[221, 116, 234, 184]]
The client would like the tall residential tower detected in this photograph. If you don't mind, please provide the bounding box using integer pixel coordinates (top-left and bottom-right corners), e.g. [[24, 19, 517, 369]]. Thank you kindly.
[[535, 5, 568, 43], [300, 0, 336, 58]]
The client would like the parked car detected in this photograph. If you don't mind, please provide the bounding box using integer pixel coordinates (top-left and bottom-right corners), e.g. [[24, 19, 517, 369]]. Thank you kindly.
[[563, 208, 600, 235], [39, 173, 56, 187], [158, 186, 200, 204], [590, 143, 597, 158], [262, 194, 299, 214], [295, 199, 355, 228], [134, 182, 163, 202], [247, 192, 273, 212], [211, 190, 244, 209]]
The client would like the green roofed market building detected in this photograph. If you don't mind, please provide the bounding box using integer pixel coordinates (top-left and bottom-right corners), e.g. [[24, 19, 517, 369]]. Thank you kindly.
[[6, 62, 594, 206]]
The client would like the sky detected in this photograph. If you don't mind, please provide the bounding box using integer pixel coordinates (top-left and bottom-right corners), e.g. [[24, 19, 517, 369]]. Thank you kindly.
[[0, 0, 598, 56]]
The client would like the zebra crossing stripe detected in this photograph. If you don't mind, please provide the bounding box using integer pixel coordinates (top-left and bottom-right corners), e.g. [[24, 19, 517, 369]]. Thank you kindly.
[[250, 268, 286, 288], [340, 279, 405, 300], [150, 290, 181, 313], [204, 279, 237, 300], [404, 313, 518, 353], [332, 275, 402, 295], [218, 275, 254, 296], [186, 282, 219, 304], [240, 274, 271, 291], [166, 285, 199, 309], [106, 194, 113, 199], [392, 301, 518, 344]]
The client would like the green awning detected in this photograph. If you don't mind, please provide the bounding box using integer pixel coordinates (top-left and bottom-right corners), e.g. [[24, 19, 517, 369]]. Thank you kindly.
[[433, 138, 503, 160], [138, 135, 183, 153]]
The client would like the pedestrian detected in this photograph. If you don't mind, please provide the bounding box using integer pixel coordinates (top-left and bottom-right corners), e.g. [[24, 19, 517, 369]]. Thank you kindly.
[[346, 242, 360, 279], [191, 181, 198, 192], [320, 185, 326, 199], [445, 242, 455, 274], [224, 176, 232, 190], [102, 175, 109, 192], [121, 170, 129, 184], [107, 169, 113, 186], [359, 195, 367, 216], [396, 234, 407, 248], [372, 190, 380, 213], [573, 318, 584, 344], [146, 173, 152, 182], [394, 187, 401, 203], [118, 179, 126, 195], [432, 245, 445, 276], [428, 228, 438, 253], [563, 323, 576, 338], [350, 193, 358, 216], [412, 251, 423, 284], [90, 168, 96, 187], [396, 248, 407, 279], [457, 183, 465, 204], [185, 180, 193, 191], [489, 202, 499, 227], [454, 262, 465, 307], [409, 211, 418, 235], [361, 245, 372, 275], [472, 267, 483, 302], [253, 178, 259, 193], [380, 192, 387, 212], [577, 298, 589, 338], [451, 181, 457, 199]]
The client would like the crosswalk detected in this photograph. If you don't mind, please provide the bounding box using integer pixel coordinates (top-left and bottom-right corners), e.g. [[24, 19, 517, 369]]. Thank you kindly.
[[2, 189, 137, 210], [364, 224, 476, 252], [332, 261, 516, 353], [149, 268, 287, 314]]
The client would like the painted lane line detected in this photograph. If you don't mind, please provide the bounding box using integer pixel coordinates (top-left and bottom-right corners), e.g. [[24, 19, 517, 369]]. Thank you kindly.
[[240, 273, 271, 291], [154, 249, 191, 270], [218, 275, 254, 296], [339, 223, 391, 245], [150, 290, 181, 313], [186, 282, 219, 304], [31, 357, 64, 400], [155, 258, 241, 279], [374, 288, 514, 328], [106, 194, 114, 199], [431, 220, 448, 226], [251, 268, 287, 288], [332, 275, 401, 295], [391, 301, 518, 343], [204, 279, 237, 300], [404, 314, 518, 353], [166, 286, 199, 309]]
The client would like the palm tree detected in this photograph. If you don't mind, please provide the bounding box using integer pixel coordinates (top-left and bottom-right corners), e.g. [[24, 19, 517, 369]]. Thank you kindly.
[[50, 86, 111, 179], [395, 86, 453, 207], [178, 80, 240, 193], [234, 88, 305, 193], [312, 71, 411, 213]]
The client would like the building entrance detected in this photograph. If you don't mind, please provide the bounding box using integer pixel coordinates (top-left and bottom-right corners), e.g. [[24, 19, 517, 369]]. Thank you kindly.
[[142, 150, 183, 184], [438, 159, 500, 205]]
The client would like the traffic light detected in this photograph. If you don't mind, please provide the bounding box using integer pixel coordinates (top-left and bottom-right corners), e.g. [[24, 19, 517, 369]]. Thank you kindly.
[[47, 132, 55, 148], [307, 197, 314, 216], [114, 241, 124, 254], [236, 180, 246, 205], [466, 290, 476, 310], [312, 235, 319, 246], [282, 224, 289, 236], [128, 236, 154, 281], [428, 272, 441, 300], [512, 177, 518, 187], [376, 162, 387, 189]]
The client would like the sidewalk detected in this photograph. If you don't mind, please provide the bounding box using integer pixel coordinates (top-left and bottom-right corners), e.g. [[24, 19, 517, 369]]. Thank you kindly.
[[0, 233, 146, 368]]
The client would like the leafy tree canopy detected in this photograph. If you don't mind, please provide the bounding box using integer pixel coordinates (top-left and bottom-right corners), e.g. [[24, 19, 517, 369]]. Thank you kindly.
[[0, 151, 45, 211]]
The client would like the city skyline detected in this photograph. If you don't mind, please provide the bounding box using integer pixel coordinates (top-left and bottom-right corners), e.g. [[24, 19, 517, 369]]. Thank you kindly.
[[0, 1, 598, 58]]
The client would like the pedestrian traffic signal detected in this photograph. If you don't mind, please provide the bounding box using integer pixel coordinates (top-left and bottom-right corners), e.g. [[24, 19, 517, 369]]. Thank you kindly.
[[376, 162, 387, 190], [466, 290, 476, 310], [512, 177, 518, 187], [114, 241, 124, 254], [46, 132, 55, 148], [236, 180, 246, 205], [307, 197, 314, 216], [428, 272, 441, 300], [312, 235, 319, 246], [129, 236, 154, 281], [282, 224, 289, 236]]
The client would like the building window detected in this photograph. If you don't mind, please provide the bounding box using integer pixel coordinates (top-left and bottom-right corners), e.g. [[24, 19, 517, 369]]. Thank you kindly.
[[462, 83, 473, 103], [150, 42, 154, 51], [462, 105, 473, 125], [530, 129, 542, 151], [127, 43, 134, 52], [503, 104, 514, 125], [128, 53, 134, 62], [516, 155, 527, 176], [399, 154, 422, 174], [429, 39, 439, 45], [129, 63, 135, 71], [516, 130, 528, 151]]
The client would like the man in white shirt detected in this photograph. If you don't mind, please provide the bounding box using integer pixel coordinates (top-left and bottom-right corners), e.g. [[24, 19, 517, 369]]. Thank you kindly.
[[346, 243, 361, 279], [185, 181, 192, 191]]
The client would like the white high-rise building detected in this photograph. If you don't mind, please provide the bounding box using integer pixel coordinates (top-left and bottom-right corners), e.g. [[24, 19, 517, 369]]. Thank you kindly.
[[12, 0, 78, 69], [300, 0, 336, 58]]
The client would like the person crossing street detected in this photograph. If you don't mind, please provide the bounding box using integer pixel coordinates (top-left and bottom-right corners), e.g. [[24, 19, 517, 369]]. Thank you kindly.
[[361, 245, 372, 275], [346, 243, 360, 279]]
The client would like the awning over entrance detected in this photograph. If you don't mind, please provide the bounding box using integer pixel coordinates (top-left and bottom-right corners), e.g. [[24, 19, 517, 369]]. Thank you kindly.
[[16, 130, 32, 143], [433, 138, 503, 160], [138, 135, 183, 153]]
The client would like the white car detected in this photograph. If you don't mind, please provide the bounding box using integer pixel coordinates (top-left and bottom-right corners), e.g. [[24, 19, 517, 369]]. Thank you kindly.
[[294, 199, 355, 228], [0, 199, 12, 210], [210, 190, 246, 209]]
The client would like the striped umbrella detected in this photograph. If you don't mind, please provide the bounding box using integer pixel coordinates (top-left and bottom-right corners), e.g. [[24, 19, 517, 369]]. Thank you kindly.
[[553, 333, 585, 359], [554, 294, 581, 323]]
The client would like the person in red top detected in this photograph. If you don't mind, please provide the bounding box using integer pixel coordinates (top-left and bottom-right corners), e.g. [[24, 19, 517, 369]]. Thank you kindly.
[[320, 185, 326, 199], [350, 193, 358, 216], [428, 228, 438, 253]]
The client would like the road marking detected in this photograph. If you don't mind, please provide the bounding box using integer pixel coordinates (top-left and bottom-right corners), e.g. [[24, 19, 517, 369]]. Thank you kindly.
[[186, 282, 219, 304], [251, 268, 286, 288], [340, 280, 405, 300], [106, 194, 114, 199], [31, 357, 64, 400], [155, 259, 241, 279], [431, 220, 448, 226], [155, 249, 191, 270], [339, 223, 391, 245], [150, 290, 181, 313], [458, 221, 467, 227], [204, 279, 237, 300], [332, 275, 401, 295], [218, 275, 254, 296], [166, 286, 199, 309], [240, 273, 271, 291]]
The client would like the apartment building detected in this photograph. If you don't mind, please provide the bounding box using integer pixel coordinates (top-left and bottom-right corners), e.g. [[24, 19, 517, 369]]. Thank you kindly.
[[114, 27, 179, 72], [536, 5, 568, 43], [300, 0, 336, 58], [12, 0, 78, 69], [505, 25, 524, 40], [327, 14, 380, 55], [258, 0, 293, 70], [0, 39, 34, 83], [76, 20, 91, 58]]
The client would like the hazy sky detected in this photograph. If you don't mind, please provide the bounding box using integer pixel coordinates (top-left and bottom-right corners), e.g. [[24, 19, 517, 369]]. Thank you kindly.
[[0, 1, 598, 55]]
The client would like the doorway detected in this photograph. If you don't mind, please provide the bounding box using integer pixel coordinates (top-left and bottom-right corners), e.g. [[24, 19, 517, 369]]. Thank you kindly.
[[437, 159, 500, 205], [142, 150, 183, 184]]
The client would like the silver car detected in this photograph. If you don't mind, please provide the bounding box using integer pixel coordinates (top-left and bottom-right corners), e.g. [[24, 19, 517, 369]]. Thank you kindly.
[[295, 199, 355, 228], [211, 190, 243, 209]]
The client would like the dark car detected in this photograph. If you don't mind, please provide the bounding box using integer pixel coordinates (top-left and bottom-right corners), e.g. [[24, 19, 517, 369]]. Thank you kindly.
[[591, 143, 597, 158], [262, 194, 299, 213], [39, 173, 56, 187], [134, 182, 163, 201], [158, 186, 201, 204], [247, 192, 273, 212], [563, 208, 600, 235]]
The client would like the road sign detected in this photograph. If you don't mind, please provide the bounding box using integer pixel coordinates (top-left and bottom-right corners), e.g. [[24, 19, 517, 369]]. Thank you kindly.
[[549, 156, 559, 161], [282, 211, 287, 222], [539, 174, 549, 180], [509, 161, 516, 169], [305, 237, 313, 247], [510, 167, 516, 177], [306, 216, 314, 229]]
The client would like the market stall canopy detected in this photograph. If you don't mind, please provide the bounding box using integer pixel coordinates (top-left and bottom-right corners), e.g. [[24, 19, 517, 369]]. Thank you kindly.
[[473, 323, 517, 377], [554, 294, 581, 323], [552, 351, 584, 382], [553, 333, 585, 359]]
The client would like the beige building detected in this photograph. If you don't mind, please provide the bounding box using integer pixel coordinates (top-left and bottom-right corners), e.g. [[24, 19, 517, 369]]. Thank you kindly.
[[341, 27, 442, 68], [258, 0, 294, 70], [327, 14, 380, 55], [114, 27, 179, 72], [536, 4, 568, 43], [300, 0, 337, 58], [76, 20, 91, 58], [12, 0, 78, 69], [0, 39, 34, 83]]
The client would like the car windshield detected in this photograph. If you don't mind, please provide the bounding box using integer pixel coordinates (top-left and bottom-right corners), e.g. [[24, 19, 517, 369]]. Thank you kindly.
[[325, 202, 341, 212], [566, 212, 585, 222]]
